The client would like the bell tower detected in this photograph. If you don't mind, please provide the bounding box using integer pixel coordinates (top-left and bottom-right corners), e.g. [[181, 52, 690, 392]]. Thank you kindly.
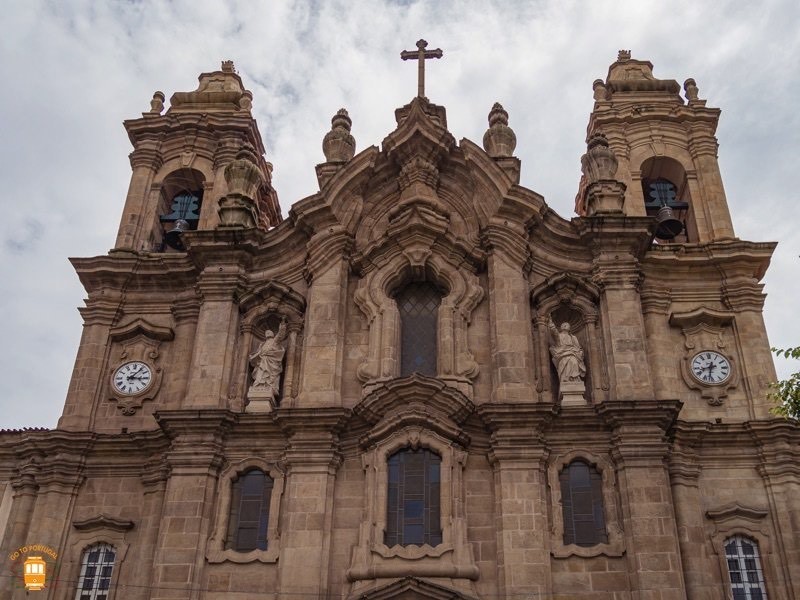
[[577, 50, 735, 244], [114, 60, 280, 253]]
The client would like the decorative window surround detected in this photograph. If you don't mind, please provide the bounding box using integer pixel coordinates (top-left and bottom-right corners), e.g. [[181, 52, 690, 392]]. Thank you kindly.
[[353, 201, 484, 399], [66, 516, 133, 600], [548, 450, 624, 558], [706, 503, 778, 600], [347, 375, 478, 584], [206, 457, 285, 563]]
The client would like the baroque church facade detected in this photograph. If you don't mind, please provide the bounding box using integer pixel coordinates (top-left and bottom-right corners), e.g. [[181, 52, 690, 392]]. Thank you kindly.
[[1, 49, 798, 600]]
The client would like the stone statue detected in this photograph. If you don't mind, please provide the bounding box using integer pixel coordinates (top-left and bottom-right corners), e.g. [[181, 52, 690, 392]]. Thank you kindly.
[[547, 318, 586, 384], [249, 319, 288, 400]]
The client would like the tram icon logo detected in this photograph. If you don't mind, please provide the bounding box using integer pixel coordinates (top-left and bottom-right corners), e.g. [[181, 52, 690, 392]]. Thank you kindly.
[[8, 544, 57, 592], [23, 556, 46, 591]]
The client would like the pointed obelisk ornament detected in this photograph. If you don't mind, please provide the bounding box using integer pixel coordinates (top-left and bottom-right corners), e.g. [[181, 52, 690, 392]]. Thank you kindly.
[[483, 102, 517, 158], [322, 108, 356, 163], [401, 39, 443, 98]]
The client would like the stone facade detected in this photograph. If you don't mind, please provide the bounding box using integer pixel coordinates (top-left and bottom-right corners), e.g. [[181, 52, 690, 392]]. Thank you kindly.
[[1, 52, 798, 600]]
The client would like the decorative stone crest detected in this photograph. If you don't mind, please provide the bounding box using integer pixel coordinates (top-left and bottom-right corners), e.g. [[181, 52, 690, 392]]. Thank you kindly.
[[482, 102, 516, 158], [322, 108, 356, 163]]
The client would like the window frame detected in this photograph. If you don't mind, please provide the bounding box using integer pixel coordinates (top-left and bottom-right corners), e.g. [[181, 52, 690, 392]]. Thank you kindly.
[[558, 459, 608, 547], [395, 281, 442, 377], [723, 535, 769, 600], [73, 542, 117, 600], [66, 532, 129, 600], [547, 450, 624, 558], [206, 458, 284, 564]]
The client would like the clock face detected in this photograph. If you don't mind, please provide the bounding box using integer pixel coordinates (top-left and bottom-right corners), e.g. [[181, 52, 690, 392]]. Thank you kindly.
[[690, 351, 731, 385], [112, 361, 153, 395]]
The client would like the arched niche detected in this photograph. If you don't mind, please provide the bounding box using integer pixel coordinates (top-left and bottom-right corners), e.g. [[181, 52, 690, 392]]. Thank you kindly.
[[531, 273, 607, 404], [232, 281, 306, 411], [636, 155, 697, 243], [152, 167, 209, 252]]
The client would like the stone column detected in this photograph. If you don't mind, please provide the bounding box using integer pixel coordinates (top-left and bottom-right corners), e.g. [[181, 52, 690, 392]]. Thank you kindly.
[[295, 230, 350, 407], [641, 287, 673, 401], [478, 405, 555, 600], [0, 464, 37, 596], [58, 299, 120, 431], [599, 401, 686, 600], [578, 217, 654, 401], [751, 421, 800, 599], [483, 224, 536, 402], [275, 408, 349, 598], [129, 459, 169, 600], [184, 264, 245, 408], [688, 135, 735, 241], [150, 411, 234, 600], [114, 144, 162, 250], [670, 425, 721, 600]]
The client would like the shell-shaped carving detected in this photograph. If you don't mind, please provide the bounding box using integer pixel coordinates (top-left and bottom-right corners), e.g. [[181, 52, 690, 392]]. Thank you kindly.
[[224, 144, 264, 199], [322, 108, 356, 163], [482, 102, 516, 158], [580, 133, 618, 183]]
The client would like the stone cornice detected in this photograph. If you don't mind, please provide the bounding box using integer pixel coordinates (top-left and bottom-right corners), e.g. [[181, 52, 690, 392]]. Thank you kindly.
[[274, 407, 351, 473], [303, 227, 353, 282], [480, 221, 530, 268], [71, 253, 199, 296], [705, 502, 768, 524], [643, 239, 776, 283], [155, 410, 237, 475], [597, 400, 682, 466], [477, 404, 557, 465]]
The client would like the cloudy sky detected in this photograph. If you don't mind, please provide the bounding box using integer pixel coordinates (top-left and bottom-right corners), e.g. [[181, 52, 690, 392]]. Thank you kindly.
[[1, 0, 798, 429]]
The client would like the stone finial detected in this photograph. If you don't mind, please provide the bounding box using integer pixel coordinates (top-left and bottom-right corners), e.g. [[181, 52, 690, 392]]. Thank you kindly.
[[482, 102, 517, 158], [582, 133, 618, 182], [150, 91, 165, 114], [592, 79, 610, 101], [218, 143, 265, 228], [617, 49, 631, 61], [580, 133, 626, 215], [221, 60, 235, 73], [684, 78, 699, 101], [322, 108, 356, 163]]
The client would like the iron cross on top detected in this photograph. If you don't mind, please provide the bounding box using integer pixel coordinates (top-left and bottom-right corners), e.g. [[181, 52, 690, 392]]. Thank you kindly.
[[401, 39, 443, 98]]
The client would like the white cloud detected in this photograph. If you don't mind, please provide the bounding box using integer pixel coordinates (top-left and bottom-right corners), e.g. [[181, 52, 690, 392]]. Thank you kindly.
[[0, 0, 797, 428]]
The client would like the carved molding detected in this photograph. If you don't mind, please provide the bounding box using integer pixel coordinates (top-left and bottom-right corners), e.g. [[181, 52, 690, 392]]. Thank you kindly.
[[108, 318, 175, 343], [348, 575, 480, 600], [72, 514, 135, 533], [547, 450, 625, 558], [206, 457, 285, 564]]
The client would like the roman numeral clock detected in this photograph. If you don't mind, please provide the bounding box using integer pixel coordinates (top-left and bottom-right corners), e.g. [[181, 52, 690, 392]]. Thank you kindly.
[[670, 310, 740, 407]]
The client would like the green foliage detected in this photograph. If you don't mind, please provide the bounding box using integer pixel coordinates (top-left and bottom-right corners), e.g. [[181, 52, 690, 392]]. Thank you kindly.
[[769, 346, 800, 418]]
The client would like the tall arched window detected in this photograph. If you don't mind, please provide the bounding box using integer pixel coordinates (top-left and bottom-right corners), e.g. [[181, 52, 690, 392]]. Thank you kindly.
[[396, 282, 442, 377], [559, 460, 608, 547], [385, 448, 442, 547], [74, 543, 116, 600], [226, 469, 274, 552], [725, 535, 768, 599]]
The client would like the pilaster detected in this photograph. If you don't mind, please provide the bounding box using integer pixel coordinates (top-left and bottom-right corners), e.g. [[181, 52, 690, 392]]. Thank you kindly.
[[478, 405, 555, 600], [151, 410, 235, 600], [598, 400, 685, 600], [275, 407, 349, 598], [483, 223, 535, 402], [115, 141, 163, 250]]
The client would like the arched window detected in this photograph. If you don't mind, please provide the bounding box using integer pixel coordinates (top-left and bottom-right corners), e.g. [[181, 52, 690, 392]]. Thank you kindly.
[[226, 469, 274, 552], [385, 448, 442, 547], [74, 543, 116, 600], [559, 460, 608, 547], [725, 535, 768, 599], [396, 282, 442, 377]]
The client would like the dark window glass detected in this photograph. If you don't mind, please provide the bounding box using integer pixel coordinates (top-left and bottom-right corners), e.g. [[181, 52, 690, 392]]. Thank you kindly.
[[396, 282, 442, 377], [385, 448, 442, 547], [226, 469, 274, 552], [559, 460, 608, 547], [75, 543, 115, 600], [725, 535, 768, 600]]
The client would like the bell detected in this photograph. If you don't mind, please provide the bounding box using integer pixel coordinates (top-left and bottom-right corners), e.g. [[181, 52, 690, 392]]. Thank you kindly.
[[164, 219, 189, 250], [655, 205, 683, 240]]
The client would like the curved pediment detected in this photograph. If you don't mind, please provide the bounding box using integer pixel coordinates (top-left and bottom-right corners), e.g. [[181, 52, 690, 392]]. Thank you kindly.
[[109, 318, 174, 343], [239, 280, 306, 319], [73, 514, 135, 532], [355, 375, 474, 449]]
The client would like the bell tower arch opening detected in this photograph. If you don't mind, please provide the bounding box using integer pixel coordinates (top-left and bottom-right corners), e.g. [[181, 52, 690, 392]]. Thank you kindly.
[[156, 168, 205, 251], [639, 156, 695, 243]]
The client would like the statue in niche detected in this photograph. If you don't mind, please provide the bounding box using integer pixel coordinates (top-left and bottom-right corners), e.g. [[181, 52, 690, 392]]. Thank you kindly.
[[547, 318, 586, 382], [249, 318, 288, 402], [547, 317, 587, 406]]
